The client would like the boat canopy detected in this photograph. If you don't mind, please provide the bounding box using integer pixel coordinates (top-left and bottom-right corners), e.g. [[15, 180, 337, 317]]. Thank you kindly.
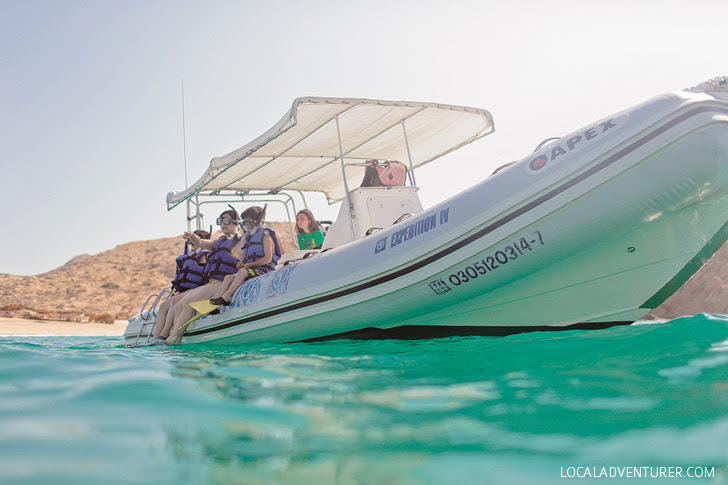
[[166, 97, 494, 209]]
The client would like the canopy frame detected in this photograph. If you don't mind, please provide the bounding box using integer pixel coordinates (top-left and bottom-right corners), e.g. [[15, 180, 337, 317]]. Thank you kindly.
[[267, 105, 428, 195], [184, 190, 301, 243]]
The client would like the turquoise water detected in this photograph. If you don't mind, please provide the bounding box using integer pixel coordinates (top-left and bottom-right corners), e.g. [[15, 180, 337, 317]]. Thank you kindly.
[[2, 315, 728, 484]]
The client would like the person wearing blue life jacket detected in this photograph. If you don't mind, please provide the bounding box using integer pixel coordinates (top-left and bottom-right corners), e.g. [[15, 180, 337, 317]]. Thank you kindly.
[[209, 205, 282, 306], [151, 230, 210, 341], [165, 209, 245, 344], [171, 233, 211, 293]]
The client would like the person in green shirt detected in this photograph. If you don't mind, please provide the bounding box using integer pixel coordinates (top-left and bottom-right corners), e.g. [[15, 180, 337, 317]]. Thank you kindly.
[[296, 209, 325, 249]]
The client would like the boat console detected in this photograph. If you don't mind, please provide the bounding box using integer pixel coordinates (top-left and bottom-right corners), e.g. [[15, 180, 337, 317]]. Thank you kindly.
[[322, 186, 424, 248]]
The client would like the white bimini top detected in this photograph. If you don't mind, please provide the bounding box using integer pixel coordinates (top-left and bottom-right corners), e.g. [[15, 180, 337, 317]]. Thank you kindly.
[[166, 97, 494, 208]]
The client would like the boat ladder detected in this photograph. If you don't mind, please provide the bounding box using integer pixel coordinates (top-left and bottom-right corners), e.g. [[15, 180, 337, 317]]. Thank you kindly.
[[126, 286, 173, 347]]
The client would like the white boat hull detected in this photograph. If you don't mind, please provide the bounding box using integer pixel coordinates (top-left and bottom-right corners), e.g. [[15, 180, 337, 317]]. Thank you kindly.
[[126, 90, 728, 345]]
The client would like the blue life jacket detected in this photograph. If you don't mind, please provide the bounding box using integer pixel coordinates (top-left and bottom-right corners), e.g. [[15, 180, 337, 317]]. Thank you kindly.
[[171, 245, 209, 292], [203, 235, 241, 282], [243, 226, 282, 272]]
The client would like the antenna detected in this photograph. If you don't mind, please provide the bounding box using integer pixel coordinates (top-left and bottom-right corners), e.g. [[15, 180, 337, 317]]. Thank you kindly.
[[181, 79, 189, 188]]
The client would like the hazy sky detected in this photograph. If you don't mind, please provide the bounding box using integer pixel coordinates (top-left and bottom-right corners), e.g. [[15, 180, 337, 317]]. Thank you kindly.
[[1, 0, 726, 275]]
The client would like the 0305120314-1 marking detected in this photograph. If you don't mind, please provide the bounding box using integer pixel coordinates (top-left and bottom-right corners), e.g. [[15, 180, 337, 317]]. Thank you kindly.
[[427, 230, 545, 295]]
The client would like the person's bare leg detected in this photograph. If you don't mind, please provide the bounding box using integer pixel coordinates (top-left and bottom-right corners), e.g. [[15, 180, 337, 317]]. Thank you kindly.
[[159, 293, 185, 338], [211, 273, 237, 300], [152, 298, 172, 339], [170, 287, 207, 335], [166, 282, 221, 345], [219, 272, 251, 302]]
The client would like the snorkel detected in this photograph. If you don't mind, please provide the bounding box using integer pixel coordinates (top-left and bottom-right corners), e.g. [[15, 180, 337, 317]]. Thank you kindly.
[[227, 204, 242, 237]]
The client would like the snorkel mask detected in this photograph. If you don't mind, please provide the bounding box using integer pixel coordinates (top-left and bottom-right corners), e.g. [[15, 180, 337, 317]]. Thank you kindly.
[[216, 215, 239, 226], [215, 204, 240, 226], [238, 204, 267, 233], [240, 219, 258, 232]]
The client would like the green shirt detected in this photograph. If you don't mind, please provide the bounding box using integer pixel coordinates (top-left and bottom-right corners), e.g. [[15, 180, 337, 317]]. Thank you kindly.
[[297, 230, 325, 250]]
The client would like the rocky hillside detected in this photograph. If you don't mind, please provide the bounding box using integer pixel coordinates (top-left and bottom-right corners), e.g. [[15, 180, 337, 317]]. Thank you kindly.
[[2, 222, 728, 323], [0, 223, 297, 322], [644, 240, 728, 318]]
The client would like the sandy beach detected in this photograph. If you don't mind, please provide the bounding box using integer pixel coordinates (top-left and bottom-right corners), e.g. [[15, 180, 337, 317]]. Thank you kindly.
[[0, 317, 127, 336]]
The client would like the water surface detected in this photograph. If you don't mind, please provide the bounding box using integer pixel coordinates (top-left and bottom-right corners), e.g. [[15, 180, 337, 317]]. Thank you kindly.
[[2, 314, 727, 484]]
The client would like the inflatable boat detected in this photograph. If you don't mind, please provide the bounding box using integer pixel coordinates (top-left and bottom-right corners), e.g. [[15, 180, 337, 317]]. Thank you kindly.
[[125, 76, 728, 345]]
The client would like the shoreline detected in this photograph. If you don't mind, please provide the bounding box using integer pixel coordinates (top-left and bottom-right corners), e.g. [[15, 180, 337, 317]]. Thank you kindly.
[[0, 316, 127, 336]]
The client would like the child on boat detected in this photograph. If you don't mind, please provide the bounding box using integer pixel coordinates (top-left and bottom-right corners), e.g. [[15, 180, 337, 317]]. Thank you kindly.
[[165, 209, 244, 344], [295, 209, 324, 250], [209, 205, 282, 306], [152, 229, 210, 340]]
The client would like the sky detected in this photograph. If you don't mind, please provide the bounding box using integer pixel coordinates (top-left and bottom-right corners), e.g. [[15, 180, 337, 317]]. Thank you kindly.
[[1, 0, 726, 275]]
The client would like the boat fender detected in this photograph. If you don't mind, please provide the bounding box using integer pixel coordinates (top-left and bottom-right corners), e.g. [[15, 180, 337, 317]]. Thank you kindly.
[[203, 236, 241, 282]]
